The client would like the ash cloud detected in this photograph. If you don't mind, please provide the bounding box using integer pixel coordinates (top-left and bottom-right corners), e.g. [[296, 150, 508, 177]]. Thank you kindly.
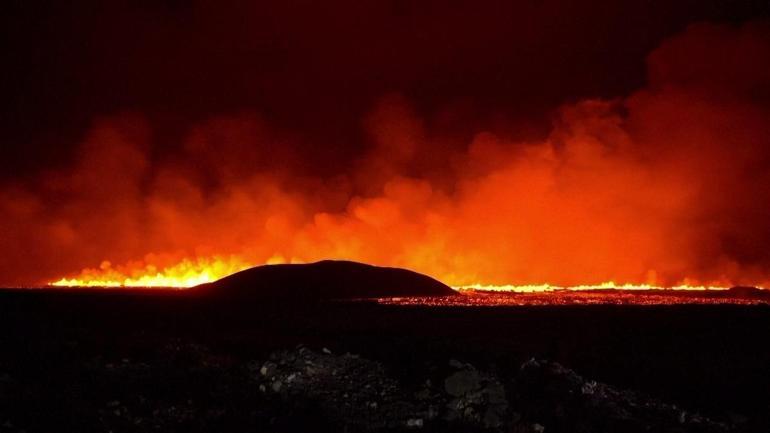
[[2, 21, 770, 287]]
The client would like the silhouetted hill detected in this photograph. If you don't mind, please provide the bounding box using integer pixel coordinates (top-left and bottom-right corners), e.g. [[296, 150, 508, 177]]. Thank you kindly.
[[195, 260, 456, 301]]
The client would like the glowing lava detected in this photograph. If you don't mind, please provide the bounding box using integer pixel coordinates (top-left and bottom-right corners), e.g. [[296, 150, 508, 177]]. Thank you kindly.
[[50, 256, 254, 288], [50, 255, 735, 292], [455, 282, 731, 293]]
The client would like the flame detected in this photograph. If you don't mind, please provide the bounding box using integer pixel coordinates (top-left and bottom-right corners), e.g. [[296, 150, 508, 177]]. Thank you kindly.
[[49, 254, 738, 291], [50, 256, 253, 288], [9, 24, 770, 292]]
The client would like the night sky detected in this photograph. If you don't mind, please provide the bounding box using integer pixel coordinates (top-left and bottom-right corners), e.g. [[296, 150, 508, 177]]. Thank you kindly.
[[3, 0, 768, 178]]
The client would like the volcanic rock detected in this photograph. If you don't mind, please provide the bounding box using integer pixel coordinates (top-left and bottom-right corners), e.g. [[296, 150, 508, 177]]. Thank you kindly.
[[251, 348, 730, 432], [195, 260, 456, 301], [443, 361, 508, 428], [253, 346, 431, 431], [444, 369, 481, 397], [511, 359, 729, 433]]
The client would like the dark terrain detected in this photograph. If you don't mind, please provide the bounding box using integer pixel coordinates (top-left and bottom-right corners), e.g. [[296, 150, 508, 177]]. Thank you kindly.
[[1, 288, 769, 432], [0, 259, 767, 432]]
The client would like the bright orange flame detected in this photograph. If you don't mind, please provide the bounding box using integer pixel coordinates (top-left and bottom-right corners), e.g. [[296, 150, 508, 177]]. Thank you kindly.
[[50, 256, 253, 288], [5, 23, 770, 292], [49, 254, 738, 292]]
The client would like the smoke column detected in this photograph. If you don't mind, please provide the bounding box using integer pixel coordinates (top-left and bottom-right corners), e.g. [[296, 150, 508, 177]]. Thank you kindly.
[[2, 22, 770, 288]]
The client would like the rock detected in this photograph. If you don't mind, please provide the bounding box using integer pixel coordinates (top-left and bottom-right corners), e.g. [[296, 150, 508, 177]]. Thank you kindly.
[[260, 361, 277, 377], [406, 418, 423, 428], [513, 359, 729, 433], [580, 380, 597, 395], [414, 388, 431, 400], [271, 380, 282, 392], [254, 346, 427, 431], [247, 347, 729, 433], [444, 369, 481, 397], [449, 359, 473, 369], [511, 423, 546, 433], [442, 362, 509, 427]]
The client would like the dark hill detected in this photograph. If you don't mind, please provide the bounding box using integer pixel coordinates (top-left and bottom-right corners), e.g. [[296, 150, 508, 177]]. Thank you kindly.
[[194, 260, 456, 301]]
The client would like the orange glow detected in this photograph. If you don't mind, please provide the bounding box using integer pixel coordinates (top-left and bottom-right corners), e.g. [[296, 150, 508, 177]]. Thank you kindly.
[[49, 254, 742, 292], [13, 23, 770, 292], [377, 291, 766, 307], [50, 256, 253, 288], [454, 282, 731, 293]]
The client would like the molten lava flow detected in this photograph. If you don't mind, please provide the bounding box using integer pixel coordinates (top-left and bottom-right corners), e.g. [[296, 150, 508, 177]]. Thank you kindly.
[[455, 282, 731, 293], [49, 253, 737, 292], [50, 256, 254, 288], [378, 291, 767, 307]]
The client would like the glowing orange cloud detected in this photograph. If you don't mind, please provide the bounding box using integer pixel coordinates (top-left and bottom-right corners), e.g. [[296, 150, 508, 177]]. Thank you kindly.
[[2, 22, 770, 290]]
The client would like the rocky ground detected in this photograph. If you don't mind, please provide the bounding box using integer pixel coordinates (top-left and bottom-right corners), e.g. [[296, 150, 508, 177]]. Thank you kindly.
[[0, 342, 734, 433], [254, 346, 729, 433], [1, 291, 768, 432]]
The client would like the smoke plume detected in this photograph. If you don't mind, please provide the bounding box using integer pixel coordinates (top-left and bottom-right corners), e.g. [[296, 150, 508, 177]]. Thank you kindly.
[[2, 21, 770, 287]]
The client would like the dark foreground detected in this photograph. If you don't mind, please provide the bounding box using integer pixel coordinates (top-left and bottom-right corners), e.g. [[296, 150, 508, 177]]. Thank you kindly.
[[0, 290, 769, 432]]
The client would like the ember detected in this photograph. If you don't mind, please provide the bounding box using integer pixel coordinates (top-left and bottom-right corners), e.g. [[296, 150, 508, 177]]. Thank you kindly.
[[377, 290, 768, 307]]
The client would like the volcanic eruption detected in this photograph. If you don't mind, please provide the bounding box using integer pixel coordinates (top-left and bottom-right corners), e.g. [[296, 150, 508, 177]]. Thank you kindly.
[[4, 3, 770, 433], [1, 7, 769, 295]]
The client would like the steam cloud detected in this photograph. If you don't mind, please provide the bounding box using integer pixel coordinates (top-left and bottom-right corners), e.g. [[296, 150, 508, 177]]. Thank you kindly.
[[2, 21, 769, 287]]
